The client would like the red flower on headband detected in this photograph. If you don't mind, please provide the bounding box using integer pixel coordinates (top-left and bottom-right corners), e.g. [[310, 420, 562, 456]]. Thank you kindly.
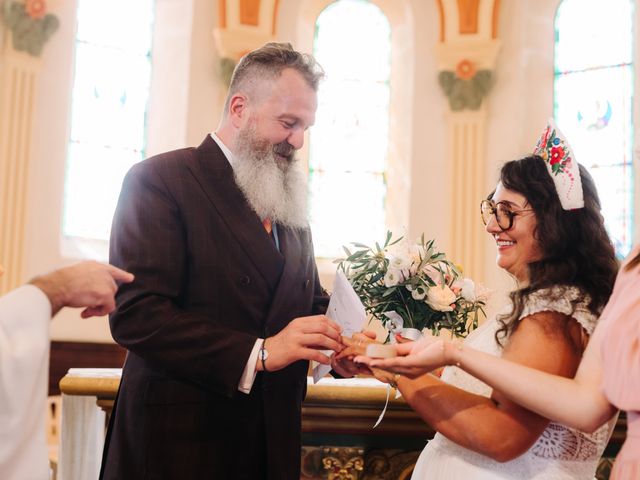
[[550, 146, 565, 165], [26, 0, 47, 19]]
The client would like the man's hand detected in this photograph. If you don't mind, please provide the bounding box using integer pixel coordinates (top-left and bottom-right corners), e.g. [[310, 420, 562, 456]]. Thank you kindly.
[[331, 330, 378, 377], [257, 315, 343, 372], [29, 261, 134, 318]]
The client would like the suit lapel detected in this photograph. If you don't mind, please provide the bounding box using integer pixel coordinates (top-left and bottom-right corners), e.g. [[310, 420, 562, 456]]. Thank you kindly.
[[186, 135, 284, 291]]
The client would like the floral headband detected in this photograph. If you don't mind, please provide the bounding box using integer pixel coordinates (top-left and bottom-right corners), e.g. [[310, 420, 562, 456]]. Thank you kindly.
[[533, 118, 584, 210]]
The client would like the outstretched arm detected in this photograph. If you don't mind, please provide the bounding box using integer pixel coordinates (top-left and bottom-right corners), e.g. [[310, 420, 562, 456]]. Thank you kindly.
[[358, 312, 592, 461], [445, 322, 615, 432], [0, 262, 132, 476], [29, 261, 134, 317], [365, 319, 616, 433]]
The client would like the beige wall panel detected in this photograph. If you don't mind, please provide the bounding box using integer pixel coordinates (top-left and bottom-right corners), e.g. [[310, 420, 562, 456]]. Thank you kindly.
[[2, 0, 638, 341]]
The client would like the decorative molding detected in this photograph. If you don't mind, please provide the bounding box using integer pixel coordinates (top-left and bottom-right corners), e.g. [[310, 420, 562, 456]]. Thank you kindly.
[[271, 0, 279, 35], [492, 0, 501, 39], [435, 38, 501, 71], [457, 0, 480, 34], [434, 1, 502, 283], [438, 60, 492, 111], [446, 110, 488, 281], [239, 0, 261, 26], [360, 449, 419, 480], [2, 1, 59, 57], [0, 31, 39, 294], [437, 0, 500, 42], [434, 40, 499, 111], [436, 0, 445, 42], [322, 447, 364, 480], [213, 0, 282, 85], [218, 0, 227, 28], [213, 0, 279, 61]]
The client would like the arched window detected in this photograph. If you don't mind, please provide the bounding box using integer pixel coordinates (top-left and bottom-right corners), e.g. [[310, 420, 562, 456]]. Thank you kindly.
[[554, 0, 634, 256], [62, 0, 154, 255], [309, 0, 391, 258]]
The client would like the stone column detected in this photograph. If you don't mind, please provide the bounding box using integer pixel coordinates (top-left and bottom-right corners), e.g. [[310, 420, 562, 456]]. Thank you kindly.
[[435, 0, 501, 283], [0, 1, 59, 293], [0, 35, 40, 293]]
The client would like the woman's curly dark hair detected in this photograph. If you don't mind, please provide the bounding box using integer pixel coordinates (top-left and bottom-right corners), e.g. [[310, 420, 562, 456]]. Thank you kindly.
[[494, 155, 619, 345]]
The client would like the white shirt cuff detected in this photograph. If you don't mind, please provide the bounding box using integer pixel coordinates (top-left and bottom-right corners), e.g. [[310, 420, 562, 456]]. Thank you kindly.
[[238, 338, 263, 394]]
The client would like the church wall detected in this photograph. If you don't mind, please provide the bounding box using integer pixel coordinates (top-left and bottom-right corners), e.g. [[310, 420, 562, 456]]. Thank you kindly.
[[1, 0, 637, 342], [12, 0, 228, 342], [483, 0, 562, 300]]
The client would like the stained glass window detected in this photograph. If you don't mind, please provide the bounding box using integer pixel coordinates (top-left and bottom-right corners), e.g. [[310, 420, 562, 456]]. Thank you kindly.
[[62, 0, 154, 243], [310, 0, 391, 258], [554, 0, 634, 257]]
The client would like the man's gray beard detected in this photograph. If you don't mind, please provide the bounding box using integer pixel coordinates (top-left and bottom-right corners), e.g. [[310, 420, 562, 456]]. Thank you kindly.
[[232, 130, 309, 229]]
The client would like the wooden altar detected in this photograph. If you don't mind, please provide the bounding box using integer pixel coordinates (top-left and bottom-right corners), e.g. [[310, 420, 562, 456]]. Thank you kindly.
[[59, 370, 626, 480]]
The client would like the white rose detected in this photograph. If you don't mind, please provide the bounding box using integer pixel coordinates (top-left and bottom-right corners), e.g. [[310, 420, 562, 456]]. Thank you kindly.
[[422, 261, 450, 284], [426, 285, 457, 312], [460, 278, 476, 302], [384, 269, 402, 287], [386, 248, 412, 272], [408, 244, 424, 263]]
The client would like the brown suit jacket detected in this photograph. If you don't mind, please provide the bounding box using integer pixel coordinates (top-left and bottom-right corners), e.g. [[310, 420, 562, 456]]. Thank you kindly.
[[100, 135, 328, 480]]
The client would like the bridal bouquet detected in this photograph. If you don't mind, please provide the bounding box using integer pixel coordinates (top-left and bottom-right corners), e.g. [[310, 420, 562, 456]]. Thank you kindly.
[[336, 232, 486, 340]]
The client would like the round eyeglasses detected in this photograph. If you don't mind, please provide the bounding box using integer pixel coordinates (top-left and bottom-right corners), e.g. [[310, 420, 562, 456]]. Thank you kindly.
[[480, 199, 534, 231]]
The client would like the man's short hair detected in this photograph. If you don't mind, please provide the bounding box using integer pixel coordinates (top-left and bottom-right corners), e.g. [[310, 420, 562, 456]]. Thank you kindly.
[[224, 42, 324, 112]]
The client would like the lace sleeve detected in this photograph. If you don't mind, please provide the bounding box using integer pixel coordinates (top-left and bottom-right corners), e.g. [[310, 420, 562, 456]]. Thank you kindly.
[[520, 286, 599, 335]]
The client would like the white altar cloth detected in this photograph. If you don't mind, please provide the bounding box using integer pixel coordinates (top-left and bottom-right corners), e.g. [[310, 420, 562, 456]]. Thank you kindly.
[[58, 368, 120, 480]]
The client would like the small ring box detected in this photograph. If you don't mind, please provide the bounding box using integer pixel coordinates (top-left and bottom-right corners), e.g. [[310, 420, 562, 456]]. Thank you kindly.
[[365, 344, 397, 358]]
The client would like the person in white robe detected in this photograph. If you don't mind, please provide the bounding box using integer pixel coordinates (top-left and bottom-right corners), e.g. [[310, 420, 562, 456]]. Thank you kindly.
[[0, 261, 133, 480]]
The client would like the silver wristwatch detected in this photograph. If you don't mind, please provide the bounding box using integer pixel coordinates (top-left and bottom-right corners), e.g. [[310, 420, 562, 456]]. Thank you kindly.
[[259, 342, 269, 372]]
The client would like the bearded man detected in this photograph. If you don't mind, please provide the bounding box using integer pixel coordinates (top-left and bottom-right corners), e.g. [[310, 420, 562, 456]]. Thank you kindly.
[[100, 43, 348, 480]]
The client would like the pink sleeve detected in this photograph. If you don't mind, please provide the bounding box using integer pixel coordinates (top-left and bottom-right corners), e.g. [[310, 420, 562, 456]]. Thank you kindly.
[[600, 257, 640, 411]]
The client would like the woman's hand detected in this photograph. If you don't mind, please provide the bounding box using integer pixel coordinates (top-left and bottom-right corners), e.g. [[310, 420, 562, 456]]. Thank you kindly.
[[331, 330, 378, 377], [335, 331, 378, 359], [355, 333, 452, 379]]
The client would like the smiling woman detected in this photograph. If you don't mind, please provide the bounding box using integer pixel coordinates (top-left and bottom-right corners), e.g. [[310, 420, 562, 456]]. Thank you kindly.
[[354, 127, 620, 479], [482, 185, 541, 284], [491, 154, 618, 345]]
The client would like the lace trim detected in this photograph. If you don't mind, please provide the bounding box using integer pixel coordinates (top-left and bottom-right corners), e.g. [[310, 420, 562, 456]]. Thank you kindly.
[[520, 286, 598, 335], [441, 306, 611, 465], [531, 422, 609, 461]]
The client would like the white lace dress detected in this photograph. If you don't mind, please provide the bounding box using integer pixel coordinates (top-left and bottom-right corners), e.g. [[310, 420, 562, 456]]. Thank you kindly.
[[411, 287, 614, 480]]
